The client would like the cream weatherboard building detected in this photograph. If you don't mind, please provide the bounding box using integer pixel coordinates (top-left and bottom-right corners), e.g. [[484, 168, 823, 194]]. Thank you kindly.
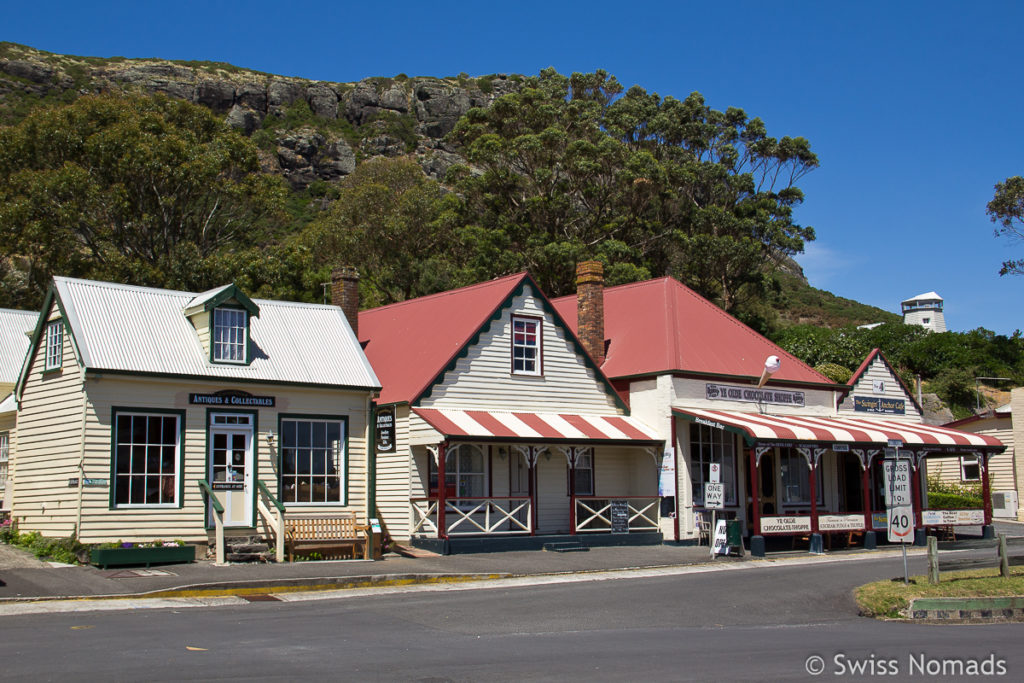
[[9, 277, 379, 547]]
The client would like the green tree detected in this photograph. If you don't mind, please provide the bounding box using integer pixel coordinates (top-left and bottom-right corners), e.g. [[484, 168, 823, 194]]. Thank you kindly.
[[302, 157, 459, 307], [987, 176, 1024, 275], [0, 93, 287, 308]]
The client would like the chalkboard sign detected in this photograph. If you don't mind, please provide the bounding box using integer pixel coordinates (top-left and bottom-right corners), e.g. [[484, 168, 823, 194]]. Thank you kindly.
[[610, 499, 629, 534]]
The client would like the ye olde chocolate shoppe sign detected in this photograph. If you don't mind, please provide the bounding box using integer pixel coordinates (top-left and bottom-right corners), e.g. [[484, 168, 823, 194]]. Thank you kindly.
[[376, 406, 396, 452], [706, 383, 805, 407], [189, 390, 275, 407]]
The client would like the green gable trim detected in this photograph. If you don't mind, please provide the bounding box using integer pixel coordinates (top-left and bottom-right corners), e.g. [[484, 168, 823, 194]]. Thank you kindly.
[[15, 286, 83, 402], [184, 283, 260, 318], [414, 275, 629, 413]]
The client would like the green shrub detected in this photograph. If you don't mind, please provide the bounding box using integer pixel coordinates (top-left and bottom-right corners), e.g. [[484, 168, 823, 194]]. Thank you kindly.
[[927, 492, 982, 509], [815, 362, 852, 384], [0, 525, 89, 564]]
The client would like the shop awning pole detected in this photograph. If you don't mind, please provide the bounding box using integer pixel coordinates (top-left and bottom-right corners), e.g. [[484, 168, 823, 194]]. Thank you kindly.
[[749, 447, 760, 536], [809, 458, 819, 534], [437, 441, 447, 540], [861, 461, 872, 532], [983, 453, 993, 526]]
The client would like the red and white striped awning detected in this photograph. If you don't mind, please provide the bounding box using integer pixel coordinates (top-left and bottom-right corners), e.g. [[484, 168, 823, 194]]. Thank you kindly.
[[413, 408, 662, 444], [674, 408, 1004, 450]]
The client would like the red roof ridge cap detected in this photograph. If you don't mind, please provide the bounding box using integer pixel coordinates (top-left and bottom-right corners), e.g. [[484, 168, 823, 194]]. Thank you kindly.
[[359, 272, 528, 317]]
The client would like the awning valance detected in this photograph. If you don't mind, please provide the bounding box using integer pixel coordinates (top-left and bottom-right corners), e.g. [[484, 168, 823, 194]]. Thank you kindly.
[[413, 408, 662, 445], [673, 408, 1004, 451]]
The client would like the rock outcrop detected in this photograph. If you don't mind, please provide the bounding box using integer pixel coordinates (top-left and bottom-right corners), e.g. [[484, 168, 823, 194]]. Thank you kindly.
[[0, 43, 522, 189]]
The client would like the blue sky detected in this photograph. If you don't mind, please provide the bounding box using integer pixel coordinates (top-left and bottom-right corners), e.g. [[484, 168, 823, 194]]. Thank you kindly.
[[6, 1, 1024, 335]]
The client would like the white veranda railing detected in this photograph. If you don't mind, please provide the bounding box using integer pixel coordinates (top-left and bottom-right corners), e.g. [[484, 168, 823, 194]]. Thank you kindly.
[[574, 496, 660, 533], [410, 497, 532, 536]]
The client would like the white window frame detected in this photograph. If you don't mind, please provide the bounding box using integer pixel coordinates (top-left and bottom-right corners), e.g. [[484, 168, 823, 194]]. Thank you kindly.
[[960, 455, 981, 482], [511, 315, 542, 376], [279, 417, 347, 505], [573, 450, 595, 496], [44, 320, 63, 370], [213, 307, 247, 364], [112, 411, 181, 507], [0, 431, 9, 490], [429, 443, 487, 506], [690, 424, 737, 506]]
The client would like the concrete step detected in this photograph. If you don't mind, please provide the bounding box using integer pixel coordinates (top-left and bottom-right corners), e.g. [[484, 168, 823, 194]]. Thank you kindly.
[[227, 543, 270, 554], [543, 542, 589, 553], [225, 552, 272, 563]]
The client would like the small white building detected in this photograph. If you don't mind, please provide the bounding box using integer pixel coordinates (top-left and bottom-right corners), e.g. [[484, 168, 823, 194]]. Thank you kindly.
[[901, 291, 946, 332]]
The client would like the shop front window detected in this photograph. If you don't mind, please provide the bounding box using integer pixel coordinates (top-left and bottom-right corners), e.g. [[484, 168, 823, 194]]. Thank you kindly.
[[573, 450, 594, 496], [280, 418, 346, 504], [780, 449, 824, 506], [690, 424, 736, 505], [429, 444, 486, 500], [113, 411, 181, 506]]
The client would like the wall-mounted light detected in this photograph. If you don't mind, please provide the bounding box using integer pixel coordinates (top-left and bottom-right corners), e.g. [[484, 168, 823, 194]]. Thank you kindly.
[[265, 429, 276, 445]]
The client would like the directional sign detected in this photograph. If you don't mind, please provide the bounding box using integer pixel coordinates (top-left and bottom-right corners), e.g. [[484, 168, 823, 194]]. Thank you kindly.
[[883, 459, 912, 507], [704, 482, 725, 510], [887, 504, 915, 543]]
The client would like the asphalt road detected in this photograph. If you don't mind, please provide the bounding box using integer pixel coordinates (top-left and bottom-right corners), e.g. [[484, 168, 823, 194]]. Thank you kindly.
[[1, 553, 1020, 682]]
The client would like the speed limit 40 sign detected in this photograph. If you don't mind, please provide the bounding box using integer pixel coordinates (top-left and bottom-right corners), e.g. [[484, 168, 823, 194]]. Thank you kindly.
[[888, 504, 914, 543]]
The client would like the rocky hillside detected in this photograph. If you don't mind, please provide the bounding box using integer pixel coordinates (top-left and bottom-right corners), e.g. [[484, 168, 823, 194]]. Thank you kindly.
[[0, 42, 520, 190]]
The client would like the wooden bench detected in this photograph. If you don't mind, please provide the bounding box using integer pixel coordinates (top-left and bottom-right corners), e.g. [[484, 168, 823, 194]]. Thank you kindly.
[[285, 514, 369, 562]]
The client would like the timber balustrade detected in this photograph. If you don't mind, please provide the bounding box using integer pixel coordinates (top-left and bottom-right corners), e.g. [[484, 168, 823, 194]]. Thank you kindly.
[[198, 480, 226, 565], [574, 496, 660, 533], [256, 479, 286, 563], [410, 497, 532, 536]]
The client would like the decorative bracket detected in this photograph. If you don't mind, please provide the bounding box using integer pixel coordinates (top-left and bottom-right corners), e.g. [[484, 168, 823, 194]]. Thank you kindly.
[[755, 445, 773, 468], [512, 445, 543, 467], [425, 444, 439, 466]]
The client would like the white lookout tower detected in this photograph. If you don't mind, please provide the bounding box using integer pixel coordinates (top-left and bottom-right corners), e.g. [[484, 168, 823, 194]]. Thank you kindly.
[[901, 291, 946, 333]]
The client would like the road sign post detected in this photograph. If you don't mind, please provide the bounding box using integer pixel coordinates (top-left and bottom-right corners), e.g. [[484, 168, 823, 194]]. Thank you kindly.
[[884, 448, 913, 584]]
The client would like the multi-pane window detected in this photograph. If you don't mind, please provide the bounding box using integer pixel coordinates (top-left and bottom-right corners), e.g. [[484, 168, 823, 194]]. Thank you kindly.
[[511, 316, 541, 375], [573, 450, 594, 496], [213, 308, 247, 363], [0, 431, 9, 490], [960, 455, 981, 482], [44, 320, 63, 370], [280, 418, 345, 504], [429, 444, 486, 499], [113, 412, 180, 506], [780, 449, 824, 505], [690, 423, 736, 505]]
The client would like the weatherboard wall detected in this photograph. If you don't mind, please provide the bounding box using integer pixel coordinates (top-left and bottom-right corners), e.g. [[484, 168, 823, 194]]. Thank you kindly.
[[927, 415, 1015, 497], [419, 287, 621, 415], [375, 404, 414, 540], [1, 409, 16, 512], [13, 345, 372, 542], [837, 356, 922, 423]]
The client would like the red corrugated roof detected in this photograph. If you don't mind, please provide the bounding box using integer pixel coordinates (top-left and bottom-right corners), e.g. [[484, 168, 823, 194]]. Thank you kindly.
[[551, 277, 831, 385], [359, 273, 527, 405]]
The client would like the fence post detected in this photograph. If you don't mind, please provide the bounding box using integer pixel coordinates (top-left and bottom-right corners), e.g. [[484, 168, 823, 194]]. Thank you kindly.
[[927, 535, 939, 585], [999, 533, 1010, 578]]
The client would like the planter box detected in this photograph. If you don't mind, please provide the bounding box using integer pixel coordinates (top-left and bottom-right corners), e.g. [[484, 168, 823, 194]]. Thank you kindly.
[[90, 545, 195, 569]]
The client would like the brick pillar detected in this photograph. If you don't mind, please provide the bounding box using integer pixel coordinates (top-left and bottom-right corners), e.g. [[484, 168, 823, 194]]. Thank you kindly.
[[576, 261, 605, 366], [331, 266, 360, 337]]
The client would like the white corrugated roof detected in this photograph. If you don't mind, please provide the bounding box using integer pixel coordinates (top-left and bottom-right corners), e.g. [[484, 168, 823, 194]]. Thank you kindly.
[[0, 392, 14, 414], [902, 291, 942, 303], [53, 277, 380, 389], [0, 308, 37, 384]]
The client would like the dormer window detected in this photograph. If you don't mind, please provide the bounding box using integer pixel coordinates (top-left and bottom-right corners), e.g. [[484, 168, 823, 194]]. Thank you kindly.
[[213, 308, 247, 363], [512, 315, 542, 375]]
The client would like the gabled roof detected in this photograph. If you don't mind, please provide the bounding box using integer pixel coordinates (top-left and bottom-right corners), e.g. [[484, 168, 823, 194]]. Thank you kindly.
[[0, 308, 37, 385], [359, 274, 527, 405], [944, 402, 1013, 429], [359, 273, 623, 407], [550, 277, 833, 386], [184, 283, 260, 318], [902, 291, 942, 303], [847, 348, 924, 414], [19, 277, 379, 392]]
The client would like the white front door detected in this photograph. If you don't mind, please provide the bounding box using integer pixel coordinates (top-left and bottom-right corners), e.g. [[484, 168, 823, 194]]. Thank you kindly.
[[208, 416, 254, 527]]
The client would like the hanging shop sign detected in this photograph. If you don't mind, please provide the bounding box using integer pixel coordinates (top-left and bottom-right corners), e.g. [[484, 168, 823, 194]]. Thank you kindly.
[[759, 515, 812, 534], [376, 406, 396, 453], [818, 514, 865, 532], [922, 509, 985, 526], [854, 396, 906, 415], [705, 383, 805, 407], [190, 390, 274, 407]]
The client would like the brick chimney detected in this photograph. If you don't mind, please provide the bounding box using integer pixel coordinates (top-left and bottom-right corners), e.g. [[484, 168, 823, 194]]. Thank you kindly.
[[331, 266, 360, 336], [576, 261, 605, 366]]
